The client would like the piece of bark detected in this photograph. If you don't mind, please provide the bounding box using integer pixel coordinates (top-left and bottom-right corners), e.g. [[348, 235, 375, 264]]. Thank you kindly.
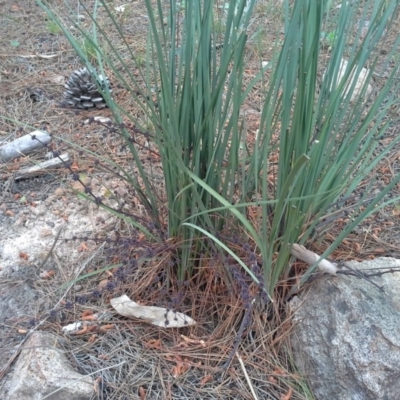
[[0, 131, 51, 162], [110, 294, 196, 328], [15, 153, 69, 180]]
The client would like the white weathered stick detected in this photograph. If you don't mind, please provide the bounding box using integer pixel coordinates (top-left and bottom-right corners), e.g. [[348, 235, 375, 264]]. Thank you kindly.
[[291, 244, 338, 275], [15, 153, 70, 180], [236, 352, 259, 400], [0, 131, 51, 162]]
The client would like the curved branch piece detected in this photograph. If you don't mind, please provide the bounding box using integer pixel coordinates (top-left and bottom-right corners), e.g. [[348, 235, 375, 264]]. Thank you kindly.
[[291, 244, 338, 275]]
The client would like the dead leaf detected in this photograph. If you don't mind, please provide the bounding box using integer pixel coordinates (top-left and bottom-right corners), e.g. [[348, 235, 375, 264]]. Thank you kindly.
[[75, 325, 89, 335], [371, 248, 386, 254], [70, 161, 80, 172], [268, 376, 278, 384], [77, 242, 89, 252], [180, 334, 206, 347], [110, 294, 196, 328], [171, 365, 180, 378], [82, 310, 93, 317], [82, 314, 98, 321], [383, 221, 394, 226], [372, 227, 382, 235], [171, 360, 190, 378], [273, 367, 285, 375], [19, 252, 29, 260], [10, 4, 21, 12], [90, 325, 99, 333], [99, 324, 115, 332], [88, 334, 98, 343], [98, 278, 110, 290], [94, 377, 102, 395], [199, 375, 213, 386], [139, 387, 146, 400], [281, 387, 293, 400], [39, 270, 55, 279], [143, 339, 162, 349]]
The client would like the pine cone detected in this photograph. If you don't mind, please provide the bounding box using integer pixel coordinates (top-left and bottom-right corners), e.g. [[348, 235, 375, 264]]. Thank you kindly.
[[63, 67, 112, 109]]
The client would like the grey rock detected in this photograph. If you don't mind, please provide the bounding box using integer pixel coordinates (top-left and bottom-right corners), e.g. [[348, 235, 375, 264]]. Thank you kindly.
[[289, 257, 400, 400], [0, 282, 38, 321], [0, 281, 40, 364], [4, 331, 94, 400]]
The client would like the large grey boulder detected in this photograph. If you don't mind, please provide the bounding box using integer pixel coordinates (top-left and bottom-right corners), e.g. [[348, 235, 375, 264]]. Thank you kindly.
[[289, 257, 400, 400], [3, 331, 94, 400]]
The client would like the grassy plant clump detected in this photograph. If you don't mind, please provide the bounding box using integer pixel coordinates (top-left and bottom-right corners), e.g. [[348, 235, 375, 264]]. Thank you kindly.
[[37, 0, 400, 300]]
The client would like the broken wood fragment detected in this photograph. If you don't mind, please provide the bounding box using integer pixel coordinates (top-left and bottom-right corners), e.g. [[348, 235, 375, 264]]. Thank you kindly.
[[15, 153, 69, 180], [290, 244, 338, 275], [0, 131, 51, 162]]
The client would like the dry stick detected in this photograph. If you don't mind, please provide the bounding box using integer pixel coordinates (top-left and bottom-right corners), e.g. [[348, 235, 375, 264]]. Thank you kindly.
[[0, 130, 51, 162], [15, 153, 70, 180], [290, 244, 338, 275], [236, 352, 259, 400], [290, 244, 385, 292]]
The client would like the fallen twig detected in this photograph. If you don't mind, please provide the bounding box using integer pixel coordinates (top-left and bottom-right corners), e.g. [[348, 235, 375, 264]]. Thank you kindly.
[[15, 153, 69, 180], [290, 244, 338, 275], [0, 131, 51, 162], [236, 352, 259, 400], [290, 244, 390, 293]]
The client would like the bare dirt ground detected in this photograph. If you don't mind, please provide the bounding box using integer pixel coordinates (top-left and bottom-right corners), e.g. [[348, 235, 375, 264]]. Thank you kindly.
[[1, 1, 400, 399]]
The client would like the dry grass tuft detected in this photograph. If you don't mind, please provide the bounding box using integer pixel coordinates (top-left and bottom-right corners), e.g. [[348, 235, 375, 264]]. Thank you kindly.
[[48, 249, 309, 400]]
